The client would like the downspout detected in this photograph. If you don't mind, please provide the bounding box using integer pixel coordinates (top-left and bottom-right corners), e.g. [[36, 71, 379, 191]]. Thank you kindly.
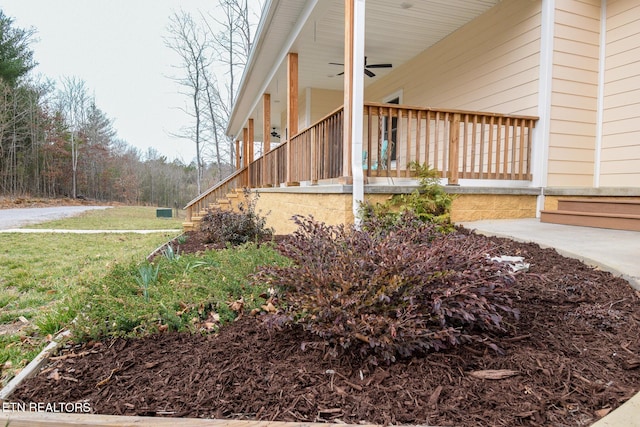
[[594, 0, 607, 188], [351, 0, 366, 226], [533, 0, 555, 216]]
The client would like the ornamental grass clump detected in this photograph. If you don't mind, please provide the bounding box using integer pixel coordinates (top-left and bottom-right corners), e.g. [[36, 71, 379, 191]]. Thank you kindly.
[[255, 213, 520, 365]]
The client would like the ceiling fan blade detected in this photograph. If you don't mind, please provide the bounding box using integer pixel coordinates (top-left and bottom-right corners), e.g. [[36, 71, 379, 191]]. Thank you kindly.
[[366, 63, 393, 68], [329, 62, 344, 66], [364, 68, 376, 78], [337, 71, 344, 76]]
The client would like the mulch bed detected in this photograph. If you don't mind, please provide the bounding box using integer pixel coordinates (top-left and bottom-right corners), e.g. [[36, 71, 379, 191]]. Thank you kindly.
[[11, 228, 640, 426]]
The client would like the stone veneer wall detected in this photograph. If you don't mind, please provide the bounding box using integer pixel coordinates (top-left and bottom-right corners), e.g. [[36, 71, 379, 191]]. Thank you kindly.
[[252, 190, 537, 235], [450, 195, 537, 222]]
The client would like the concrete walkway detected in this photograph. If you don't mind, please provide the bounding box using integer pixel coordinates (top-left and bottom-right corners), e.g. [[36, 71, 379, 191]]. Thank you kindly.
[[0, 228, 179, 234], [459, 218, 640, 426], [459, 218, 640, 290]]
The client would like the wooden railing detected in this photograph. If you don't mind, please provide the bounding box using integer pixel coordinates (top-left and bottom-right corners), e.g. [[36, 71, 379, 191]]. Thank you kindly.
[[185, 103, 537, 219], [362, 103, 536, 183], [184, 167, 248, 221]]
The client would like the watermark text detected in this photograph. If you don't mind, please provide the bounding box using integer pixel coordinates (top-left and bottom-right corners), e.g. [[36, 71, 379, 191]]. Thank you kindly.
[[2, 401, 91, 413]]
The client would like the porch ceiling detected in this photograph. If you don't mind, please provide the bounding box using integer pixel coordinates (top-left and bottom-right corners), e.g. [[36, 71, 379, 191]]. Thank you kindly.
[[228, 0, 500, 140]]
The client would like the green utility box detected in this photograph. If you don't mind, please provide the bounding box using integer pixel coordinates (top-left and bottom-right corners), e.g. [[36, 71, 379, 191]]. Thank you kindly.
[[156, 208, 173, 218]]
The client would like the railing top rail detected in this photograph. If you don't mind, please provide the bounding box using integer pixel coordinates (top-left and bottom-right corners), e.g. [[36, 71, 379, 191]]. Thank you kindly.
[[364, 102, 539, 121], [184, 166, 248, 209]]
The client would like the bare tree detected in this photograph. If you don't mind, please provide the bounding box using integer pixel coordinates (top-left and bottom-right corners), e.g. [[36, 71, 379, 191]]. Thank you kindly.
[[57, 76, 89, 198], [165, 10, 211, 194], [164, 1, 261, 193], [202, 0, 259, 167]]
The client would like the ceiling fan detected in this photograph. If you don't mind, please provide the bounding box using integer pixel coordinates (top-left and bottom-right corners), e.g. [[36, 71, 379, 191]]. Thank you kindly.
[[330, 56, 393, 77]]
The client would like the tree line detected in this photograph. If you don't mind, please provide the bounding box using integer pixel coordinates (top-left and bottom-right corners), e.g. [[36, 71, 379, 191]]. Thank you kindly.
[[0, 1, 259, 207]]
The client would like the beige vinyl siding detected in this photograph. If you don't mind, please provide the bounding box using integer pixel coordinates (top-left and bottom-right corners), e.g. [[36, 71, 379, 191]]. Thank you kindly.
[[298, 89, 308, 129], [365, 0, 541, 117], [601, 0, 640, 187], [296, 88, 342, 131], [546, 0, 601, 187], [309, 89, 343, 124]]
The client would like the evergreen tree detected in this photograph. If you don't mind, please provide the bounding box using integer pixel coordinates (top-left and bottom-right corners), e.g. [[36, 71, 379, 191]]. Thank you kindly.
[[0, 10, 36, 86]]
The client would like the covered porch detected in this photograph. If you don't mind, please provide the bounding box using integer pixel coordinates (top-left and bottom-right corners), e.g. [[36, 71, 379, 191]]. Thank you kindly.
[[185, 0, 546, 230], [185, 101, 538, 226]]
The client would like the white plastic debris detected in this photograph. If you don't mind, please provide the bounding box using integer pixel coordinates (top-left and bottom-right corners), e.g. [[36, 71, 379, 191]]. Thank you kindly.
[[490, 255, 530, 272]]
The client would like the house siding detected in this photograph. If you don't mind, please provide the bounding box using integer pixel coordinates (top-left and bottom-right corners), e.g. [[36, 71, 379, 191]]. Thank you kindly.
[[309, 88, 343, 124], [365, 0, 541, 116], [546, 0, 601, 187], [600, 0, 640, 187]]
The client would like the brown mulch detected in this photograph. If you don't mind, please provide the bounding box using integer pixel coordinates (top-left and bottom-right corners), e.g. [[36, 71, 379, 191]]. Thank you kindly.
[[0, 196, 108, 209], [11, 228, 640, 426]]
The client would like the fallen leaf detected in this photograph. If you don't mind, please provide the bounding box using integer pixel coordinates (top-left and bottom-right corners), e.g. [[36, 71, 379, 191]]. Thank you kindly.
[[48, 369, 60, 381], [229, 297, 244, 312], [158, 324, 169, 332], [595, 407, 612, 418], [428, 385, 443, 407], [260, 302, 276, 313]]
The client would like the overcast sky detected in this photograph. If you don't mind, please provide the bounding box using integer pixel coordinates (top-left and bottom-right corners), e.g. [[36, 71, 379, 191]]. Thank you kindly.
[[0, 0, 225, 163]]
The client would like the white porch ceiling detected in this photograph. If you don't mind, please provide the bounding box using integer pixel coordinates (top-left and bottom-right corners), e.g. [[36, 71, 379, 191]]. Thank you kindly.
[[228, 0, 500, 139]]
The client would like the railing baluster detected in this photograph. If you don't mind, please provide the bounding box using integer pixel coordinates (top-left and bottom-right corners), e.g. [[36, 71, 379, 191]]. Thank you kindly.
[[495, 116, 502, 179], [462, 114, 469, 179], [448, 113, 460, 185], [415, 110, 422, 169], [470, 114, 477, 179], [503, 117, 510, 180], [406, 109, 413, 175], [434, 112, 440, 173]]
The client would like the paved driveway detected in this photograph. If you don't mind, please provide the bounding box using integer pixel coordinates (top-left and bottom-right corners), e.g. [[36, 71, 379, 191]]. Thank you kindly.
[[0, 206, 111, 230]]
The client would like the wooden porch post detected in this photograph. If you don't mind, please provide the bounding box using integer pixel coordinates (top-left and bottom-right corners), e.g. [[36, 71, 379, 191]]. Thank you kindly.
[[262, 93, 271, 187], [235, 139, 241, 169], [286, 52, 299, 186], [448, 113, 460, 185], [242, 127, 248, 168], [341, 0, 354, 185], [248, 119, 254, 164], [262, 94, 271, 156]]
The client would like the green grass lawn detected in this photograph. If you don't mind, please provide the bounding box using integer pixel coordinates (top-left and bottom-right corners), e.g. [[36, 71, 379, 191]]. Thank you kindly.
[[0, 205, 285, 387], [0, 207, 185, 385]]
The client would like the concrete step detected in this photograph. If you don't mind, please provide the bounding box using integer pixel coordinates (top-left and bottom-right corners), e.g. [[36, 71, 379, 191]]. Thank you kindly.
[[557, 198, 640, 216], [540, 210, 640, 232], [182, 221, 197, 231]]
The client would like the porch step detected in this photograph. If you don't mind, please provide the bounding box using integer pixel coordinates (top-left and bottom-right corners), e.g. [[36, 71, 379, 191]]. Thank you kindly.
[[557, 198, 640, 216], [182, 221, 197, 232], [540, 199, 640, 231]]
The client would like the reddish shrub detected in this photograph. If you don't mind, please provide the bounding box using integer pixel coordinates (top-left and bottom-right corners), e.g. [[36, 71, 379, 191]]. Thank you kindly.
[[199, 189, 272, 246], [255, 214, 520, 364]]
